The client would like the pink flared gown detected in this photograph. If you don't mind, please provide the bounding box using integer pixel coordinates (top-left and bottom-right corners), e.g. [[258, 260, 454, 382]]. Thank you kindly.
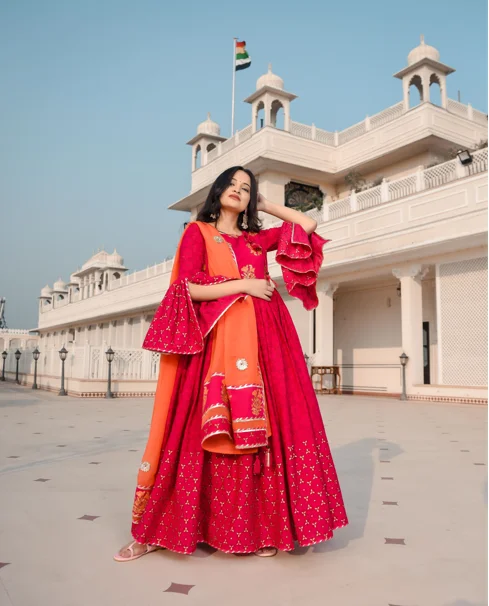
[[131, 221, 348, 554]]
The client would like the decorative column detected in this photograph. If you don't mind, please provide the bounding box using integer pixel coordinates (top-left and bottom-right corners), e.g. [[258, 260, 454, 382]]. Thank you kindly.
[[314, 282, 338, 365], [123, 318, 132, 349], [108, 320, 116, 348], [421, 71, 431, 103], [392, 265, 428, 392], [440, 76, 448, 109], [139, 315, 146, 346]]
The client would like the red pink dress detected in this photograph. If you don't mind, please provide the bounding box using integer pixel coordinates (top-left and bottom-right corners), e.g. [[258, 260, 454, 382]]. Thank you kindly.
[[132, 221, 348, 554]]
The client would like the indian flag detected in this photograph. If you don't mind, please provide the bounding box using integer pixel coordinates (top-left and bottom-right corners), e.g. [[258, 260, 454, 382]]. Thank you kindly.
[[235, 40, 251, 71]]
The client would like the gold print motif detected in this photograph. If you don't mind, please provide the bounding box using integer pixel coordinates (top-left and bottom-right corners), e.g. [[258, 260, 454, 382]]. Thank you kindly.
[[221, 382, 230, 405], [246, 242, 262, 256], [251, 389, 263, 416], [132, 489, 150, 523], [240, 264, 256, 279]]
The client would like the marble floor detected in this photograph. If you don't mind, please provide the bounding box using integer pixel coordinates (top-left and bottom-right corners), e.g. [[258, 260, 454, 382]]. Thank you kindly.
[[0, 383, 486, 606]]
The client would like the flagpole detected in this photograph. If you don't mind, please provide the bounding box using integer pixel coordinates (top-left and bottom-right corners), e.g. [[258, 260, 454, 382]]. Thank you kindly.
[[231, 37, 237, 137]]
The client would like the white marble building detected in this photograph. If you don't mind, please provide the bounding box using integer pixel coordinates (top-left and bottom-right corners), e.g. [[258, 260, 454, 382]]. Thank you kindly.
[[11, 38, 487, 402]]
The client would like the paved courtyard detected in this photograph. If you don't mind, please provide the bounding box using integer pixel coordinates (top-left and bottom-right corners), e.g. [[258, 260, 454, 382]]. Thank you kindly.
[[0, 383, 486, 606]]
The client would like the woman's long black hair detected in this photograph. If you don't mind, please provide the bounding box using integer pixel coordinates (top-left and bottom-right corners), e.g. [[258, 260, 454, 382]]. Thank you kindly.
[[195, 166, 263, 233]]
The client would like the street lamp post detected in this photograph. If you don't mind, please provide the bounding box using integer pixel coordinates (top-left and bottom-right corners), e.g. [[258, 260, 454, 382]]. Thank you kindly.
[[1, 351, 7, 381], [32, 347, 40, 390], [14, 350, 21, 384], [58, 346, 68, 396], [399, 352, 409, 401], [105, 347, 115, 399]]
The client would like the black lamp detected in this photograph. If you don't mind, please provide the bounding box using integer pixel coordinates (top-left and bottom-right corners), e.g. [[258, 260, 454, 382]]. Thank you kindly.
[[457, 149, 473, 166], [105, 346, 115, 399], [1, 350, 7, 381], [32, 347, 40, 390], [58, 346, 68, 396], [14, 349, 21, 384], [399, 353, 409, 401]]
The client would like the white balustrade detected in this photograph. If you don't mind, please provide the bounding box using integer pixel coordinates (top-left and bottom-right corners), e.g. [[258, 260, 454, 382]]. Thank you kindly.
[[199, 100, 485, 169], [338, 121, 367, 145], [239, 124, 253, 143], [447, 98, 469, 118], [357, 185, 382, 210], [328, 197, 352, 220], [424, 160, 458, 190], [468, 147, 488, 176], [291, 121, 314, 140], [369, 102, 404, 129], [388, 175, 417, 201], [322, 148, 487, 220]]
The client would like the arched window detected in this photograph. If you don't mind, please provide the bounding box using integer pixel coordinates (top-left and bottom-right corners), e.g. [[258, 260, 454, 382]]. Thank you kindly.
[[195, 145, 202, 169], [429, 73, 442, 106], [270, 100, 285, 129], [408, 75, 423, 108], [113, 272, 121, 280], [256, 101, 265, 130], [206, 143, 216, 153]]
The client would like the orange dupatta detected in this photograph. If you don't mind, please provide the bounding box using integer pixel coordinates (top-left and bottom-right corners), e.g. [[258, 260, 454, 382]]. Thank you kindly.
[[133, 222, 270, 523]]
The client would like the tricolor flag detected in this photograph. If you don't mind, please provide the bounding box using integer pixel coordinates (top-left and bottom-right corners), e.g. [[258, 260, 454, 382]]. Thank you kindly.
[[235, 40, 251, 71]]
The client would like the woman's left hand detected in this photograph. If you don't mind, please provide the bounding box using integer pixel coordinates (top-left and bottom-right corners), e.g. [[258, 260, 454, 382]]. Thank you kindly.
[[257, 193, 267, 212]]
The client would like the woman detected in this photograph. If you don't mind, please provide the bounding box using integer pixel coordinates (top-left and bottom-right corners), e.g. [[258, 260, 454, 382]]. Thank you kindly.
[[115, 166, 348, 561]]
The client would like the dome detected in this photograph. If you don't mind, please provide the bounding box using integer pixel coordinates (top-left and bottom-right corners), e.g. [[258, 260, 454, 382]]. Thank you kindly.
[[53, 278, 67, 292], [197, 113, 220, 137], [68, 273, 80, 285], [256, 64, 284, 91], [408, 36, 440, 66], [109, 248, 124, 266], [40, 284, 53, 297]]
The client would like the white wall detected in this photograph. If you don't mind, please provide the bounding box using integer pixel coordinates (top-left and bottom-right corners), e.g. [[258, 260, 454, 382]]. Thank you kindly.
[[438, 257, 488, 386], [334, 284, 402, 394]]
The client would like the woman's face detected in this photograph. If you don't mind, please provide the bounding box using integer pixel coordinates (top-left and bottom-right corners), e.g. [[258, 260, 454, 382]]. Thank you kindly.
[[219, 170, 251, 213]]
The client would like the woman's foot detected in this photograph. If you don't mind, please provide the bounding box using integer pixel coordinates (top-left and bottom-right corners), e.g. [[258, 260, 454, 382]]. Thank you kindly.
[[113, 540, 160, 562], [254, 547, 278, 558]]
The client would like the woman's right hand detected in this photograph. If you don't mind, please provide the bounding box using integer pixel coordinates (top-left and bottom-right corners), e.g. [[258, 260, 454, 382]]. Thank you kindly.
[[242, 278, 275, 301]]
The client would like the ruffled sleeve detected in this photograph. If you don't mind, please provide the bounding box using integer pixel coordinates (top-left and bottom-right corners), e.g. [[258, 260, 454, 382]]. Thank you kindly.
[[259, 221, 329, 311], [142, 223, 244, 354]]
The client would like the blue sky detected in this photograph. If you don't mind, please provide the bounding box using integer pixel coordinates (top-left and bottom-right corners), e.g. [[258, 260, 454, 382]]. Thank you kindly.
[[1, 0, 487, 329]]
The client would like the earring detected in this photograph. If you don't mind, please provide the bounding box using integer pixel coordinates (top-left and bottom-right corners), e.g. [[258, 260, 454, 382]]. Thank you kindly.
[[210, 212, 217, 220], [242, 210, 248, 229]]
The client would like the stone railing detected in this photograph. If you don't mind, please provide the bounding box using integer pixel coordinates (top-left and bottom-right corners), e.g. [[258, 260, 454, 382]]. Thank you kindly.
[[2, 344, 161, 383], [0, 328, 33, 335], [323, 148, 488, 223], [110, 260, 173, 290], [271, 148, 487, 226], [447, 99, 488, 126], [197, 99, 486, 170]]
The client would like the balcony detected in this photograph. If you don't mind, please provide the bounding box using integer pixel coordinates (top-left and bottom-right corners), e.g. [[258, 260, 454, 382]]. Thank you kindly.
[[173, 100, 487, 206]]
